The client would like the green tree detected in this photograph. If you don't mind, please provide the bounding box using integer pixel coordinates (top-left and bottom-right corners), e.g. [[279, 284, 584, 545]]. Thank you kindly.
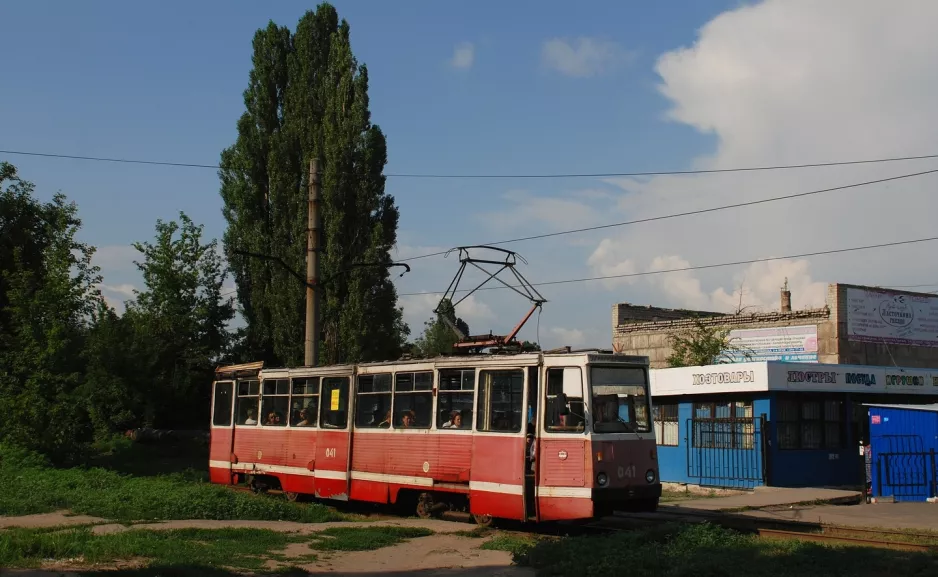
[[0, 162, 100, 461], [412, 299, 470, 358], [123, 212, 234, 428], [82, 301, 141, 437], [665, 319, 753, 367], [520, 340, 541, 352], [219, 3, 406, 367]]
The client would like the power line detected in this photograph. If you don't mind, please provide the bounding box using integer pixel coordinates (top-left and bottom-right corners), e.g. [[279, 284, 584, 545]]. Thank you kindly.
[[3, 147, 938, 178], [398, 235, 938, 297], [398, 168, 938, 262]]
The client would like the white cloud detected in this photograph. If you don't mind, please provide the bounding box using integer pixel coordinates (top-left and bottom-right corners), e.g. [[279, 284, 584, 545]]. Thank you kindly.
[[98, 283, 137, 314], [100, 283, 137, 298], [549, 327, 587, 348], [586, 239, 638, 290], [449, 42, 475, 69], [399, 292, 496, 336], [541, 37, 635, 78], [581, 0, 938, 311]]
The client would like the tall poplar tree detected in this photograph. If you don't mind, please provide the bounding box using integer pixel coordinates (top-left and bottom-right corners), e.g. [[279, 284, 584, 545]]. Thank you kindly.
[[219, 3, 407, 366]]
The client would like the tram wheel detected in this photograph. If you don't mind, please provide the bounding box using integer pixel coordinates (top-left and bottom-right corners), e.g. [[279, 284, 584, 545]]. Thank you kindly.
[[284, 491, 299, 502], [472, 513, 494, 527], [415, 492, 435, 519]]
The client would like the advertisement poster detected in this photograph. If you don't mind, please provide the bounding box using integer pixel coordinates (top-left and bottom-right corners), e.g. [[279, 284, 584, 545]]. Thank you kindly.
[[722, 325, 819, 363], [846, 288, 938, 347]]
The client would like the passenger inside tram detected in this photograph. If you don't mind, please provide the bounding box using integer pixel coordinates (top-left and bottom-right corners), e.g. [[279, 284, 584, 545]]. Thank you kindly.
[[441, 410, 462, 428], [294, 408, 313, 426], [378, 409, 391, 428], [400, 410, 416, 428]]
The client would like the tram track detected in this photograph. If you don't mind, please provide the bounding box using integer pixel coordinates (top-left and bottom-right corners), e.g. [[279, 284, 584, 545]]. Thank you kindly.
[[591, 509, 938, 553]]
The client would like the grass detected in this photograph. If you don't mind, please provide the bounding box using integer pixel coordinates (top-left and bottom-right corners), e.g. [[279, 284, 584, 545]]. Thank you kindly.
[[0, 525, 435, 572], [0, 527, 300, 571], [0, 442, 341, 523], [660, 488, 720, 502], [511, 523, 938, 577], [479, 532, 541, 557]]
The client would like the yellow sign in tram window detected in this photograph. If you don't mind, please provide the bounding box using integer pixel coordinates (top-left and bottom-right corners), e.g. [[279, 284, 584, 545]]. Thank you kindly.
[[331, 388, 340, 411]]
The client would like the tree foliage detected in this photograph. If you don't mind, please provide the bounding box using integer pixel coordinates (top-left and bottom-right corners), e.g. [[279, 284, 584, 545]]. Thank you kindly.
[[412, 299, 470, 358], [219, 3, 407, 367], [123, 213, 235, 428], [1, 162, 237, 459], [0, 162, 100, 461], [665, 319, 753, 367]]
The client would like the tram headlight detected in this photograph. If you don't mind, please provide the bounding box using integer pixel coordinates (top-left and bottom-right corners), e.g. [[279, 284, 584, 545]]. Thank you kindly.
[[596, 472, 609, 487], [645, 469, 656, 484]]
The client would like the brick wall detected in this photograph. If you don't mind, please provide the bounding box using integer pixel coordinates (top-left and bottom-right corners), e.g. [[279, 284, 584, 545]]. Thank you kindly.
[[610, 283, 938, 369], [613, 307, 832, 368], [612, 303, 727, 326]]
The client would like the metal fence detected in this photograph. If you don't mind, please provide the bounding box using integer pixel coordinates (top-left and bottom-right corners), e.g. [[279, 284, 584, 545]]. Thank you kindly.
[[686, 416, 766, 489], [873, 435, 938, 501]]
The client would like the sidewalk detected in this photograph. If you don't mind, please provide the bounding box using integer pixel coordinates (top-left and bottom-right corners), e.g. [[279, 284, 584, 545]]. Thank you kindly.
[[741, 502, 938, 532], [662, 486, 862, 512]]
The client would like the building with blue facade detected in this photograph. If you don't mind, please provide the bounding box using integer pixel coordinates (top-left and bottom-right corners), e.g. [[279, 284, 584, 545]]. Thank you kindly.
[[649, 362, 938, 489], [865, 403, 938, 502]]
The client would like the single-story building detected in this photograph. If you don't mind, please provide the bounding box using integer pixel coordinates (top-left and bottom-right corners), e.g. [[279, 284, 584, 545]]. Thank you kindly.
[[650, 361, 938, 489]]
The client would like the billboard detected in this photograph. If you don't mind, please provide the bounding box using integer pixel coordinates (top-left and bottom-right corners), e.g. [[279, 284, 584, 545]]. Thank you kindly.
[[722, 325, 818, 363], [846, 287, 938, 347]]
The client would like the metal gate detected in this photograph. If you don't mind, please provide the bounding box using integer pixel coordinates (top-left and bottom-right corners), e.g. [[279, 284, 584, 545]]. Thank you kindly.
[[686, 416, 766, 489], [872, 434, 938, 501]]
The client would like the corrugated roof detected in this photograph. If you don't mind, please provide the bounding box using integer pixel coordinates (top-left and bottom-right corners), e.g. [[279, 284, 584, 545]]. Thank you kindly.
[[863, 403, 938, 413]]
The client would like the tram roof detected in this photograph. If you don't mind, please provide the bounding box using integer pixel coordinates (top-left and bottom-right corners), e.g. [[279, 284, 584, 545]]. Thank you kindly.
[[219, 350, 649, 379]]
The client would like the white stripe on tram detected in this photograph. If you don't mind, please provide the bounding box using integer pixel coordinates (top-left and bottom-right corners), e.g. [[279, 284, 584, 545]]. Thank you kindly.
[[210, 461, 589, 498]]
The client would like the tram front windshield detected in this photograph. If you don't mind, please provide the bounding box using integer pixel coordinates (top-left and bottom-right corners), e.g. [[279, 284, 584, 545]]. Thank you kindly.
[[590, 366, 651, 434]]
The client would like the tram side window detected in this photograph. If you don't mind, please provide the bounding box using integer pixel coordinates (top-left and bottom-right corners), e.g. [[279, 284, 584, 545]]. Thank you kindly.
[[544, 368, 586, 432], [212, 381, 234, 426], [236, 379, 260, 425], [320, 376, 350, 429], [437, 369, 474, 429], [476, 369, 524, 433], [291, 377, 319, 427], [394, 371, 433, 429], [261, 379, 289, 426], [355, 373, 393, 428]]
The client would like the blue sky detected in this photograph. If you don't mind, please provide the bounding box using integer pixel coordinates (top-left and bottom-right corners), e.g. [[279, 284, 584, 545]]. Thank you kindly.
[[4, 0, 938, 349]]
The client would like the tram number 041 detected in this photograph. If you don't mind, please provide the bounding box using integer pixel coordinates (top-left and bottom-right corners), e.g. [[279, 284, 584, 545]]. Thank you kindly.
[[324, 448, 337, 459], [618, 465, 636, 479]]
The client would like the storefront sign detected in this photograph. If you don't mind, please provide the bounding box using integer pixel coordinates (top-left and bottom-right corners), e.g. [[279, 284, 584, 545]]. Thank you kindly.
[[884, 372, 928, 388], [845, 288, 938, 347], [653, 361, 938, 397], [786, 370, 838, 383], [692, 370, 755, 385]]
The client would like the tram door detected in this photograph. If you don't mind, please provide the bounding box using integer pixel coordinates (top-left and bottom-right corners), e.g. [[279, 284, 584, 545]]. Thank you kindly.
[[524, 367, 539, 521], [209, 379, 235, 484], [469, 368, 528, 522]]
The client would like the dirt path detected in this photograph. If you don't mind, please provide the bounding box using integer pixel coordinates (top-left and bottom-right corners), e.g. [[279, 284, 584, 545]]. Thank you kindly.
[[0, 512, 534, 576]]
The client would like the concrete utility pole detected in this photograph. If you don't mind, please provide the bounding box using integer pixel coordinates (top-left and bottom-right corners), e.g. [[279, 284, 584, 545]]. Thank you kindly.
[[305, 158, 321, 367]]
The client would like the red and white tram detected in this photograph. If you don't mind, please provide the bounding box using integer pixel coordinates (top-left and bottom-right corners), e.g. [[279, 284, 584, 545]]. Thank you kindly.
[[209, 350, 661, 524]]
